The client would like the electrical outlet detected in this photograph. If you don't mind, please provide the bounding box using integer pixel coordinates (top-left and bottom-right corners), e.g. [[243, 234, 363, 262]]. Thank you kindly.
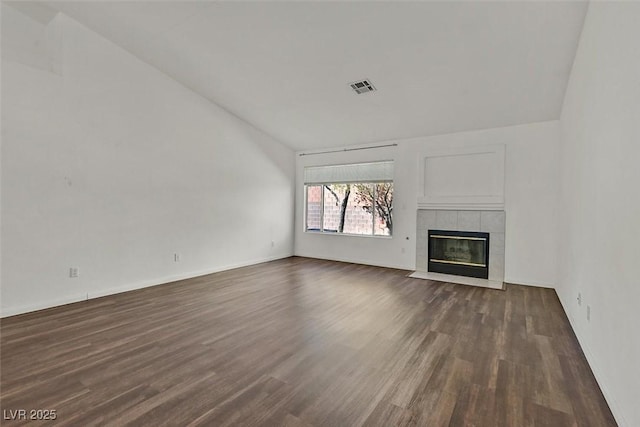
[[271, 241, 275, 248], [69, 267, 79, 278], [587, 305, 591, 322], [174, 253, 180, 262], [577, 292, 582, 306], [401, 247, 406, 254]]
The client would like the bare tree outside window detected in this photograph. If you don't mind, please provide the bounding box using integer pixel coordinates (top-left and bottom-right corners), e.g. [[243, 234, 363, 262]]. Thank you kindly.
[[308, 182, 393, 236], [323, 184, 351, 233], [355, 182, 393, 235]]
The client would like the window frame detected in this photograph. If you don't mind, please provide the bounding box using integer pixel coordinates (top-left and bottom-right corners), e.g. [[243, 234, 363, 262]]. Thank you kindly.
[[304, 180, 393, 238]]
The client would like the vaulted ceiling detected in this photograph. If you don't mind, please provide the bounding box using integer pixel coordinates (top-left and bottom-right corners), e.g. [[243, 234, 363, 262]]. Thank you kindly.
[[39, 1, 587, 150]]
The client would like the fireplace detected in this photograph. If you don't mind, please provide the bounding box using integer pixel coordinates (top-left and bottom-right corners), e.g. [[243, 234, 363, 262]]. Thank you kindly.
[[428, 229, 490, 279]]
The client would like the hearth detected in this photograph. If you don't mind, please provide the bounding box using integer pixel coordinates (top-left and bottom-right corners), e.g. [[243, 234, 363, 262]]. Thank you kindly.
[[428, 229, 490, 279]]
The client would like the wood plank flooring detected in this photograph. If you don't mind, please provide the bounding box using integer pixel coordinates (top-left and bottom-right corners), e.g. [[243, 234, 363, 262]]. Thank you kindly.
[[1, 257, 616, 426]]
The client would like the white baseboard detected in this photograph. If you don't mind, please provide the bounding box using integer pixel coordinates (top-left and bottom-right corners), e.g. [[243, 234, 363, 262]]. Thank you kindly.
[[409, 270, 504, 290], [0, 293, 89, 318], [294, 252, 411, 271], [503, 278, 555, 289], [556, 292, 628, 427], [0, 253, 292, 318]]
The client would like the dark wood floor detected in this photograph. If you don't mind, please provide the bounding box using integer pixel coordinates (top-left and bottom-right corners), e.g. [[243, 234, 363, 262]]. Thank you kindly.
[[1, 257, 616, 426]]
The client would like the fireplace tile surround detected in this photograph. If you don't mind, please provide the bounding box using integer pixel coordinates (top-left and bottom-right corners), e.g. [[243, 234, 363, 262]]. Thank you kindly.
[[415, 210, 506, 288]]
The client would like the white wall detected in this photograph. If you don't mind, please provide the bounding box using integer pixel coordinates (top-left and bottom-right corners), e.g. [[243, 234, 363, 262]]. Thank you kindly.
[[295, 120, 560, 287], [1, 6, 295, 317], [558, 3, 640, 426]]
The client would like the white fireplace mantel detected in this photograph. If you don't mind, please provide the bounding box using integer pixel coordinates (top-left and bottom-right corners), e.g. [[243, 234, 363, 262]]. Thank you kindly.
[[417, 144, 505, 211]]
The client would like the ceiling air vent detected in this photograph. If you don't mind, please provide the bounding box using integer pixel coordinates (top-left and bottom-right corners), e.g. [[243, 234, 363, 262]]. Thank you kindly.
[[349, 79, 376, 95]]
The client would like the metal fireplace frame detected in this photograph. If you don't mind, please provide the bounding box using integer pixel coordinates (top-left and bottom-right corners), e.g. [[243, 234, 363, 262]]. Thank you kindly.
[[428, 229, 490, 279]]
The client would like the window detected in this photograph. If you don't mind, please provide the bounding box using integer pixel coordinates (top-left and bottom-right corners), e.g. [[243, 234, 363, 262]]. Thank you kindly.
[[304, 161, 393, 236]]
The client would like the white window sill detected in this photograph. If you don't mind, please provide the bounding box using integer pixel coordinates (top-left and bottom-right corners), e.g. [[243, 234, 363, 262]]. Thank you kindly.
[[304, 230, 392, 239]]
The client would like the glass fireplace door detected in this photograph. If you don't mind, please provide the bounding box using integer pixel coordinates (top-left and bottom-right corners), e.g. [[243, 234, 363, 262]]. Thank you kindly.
[[428, 230, 490, 279]]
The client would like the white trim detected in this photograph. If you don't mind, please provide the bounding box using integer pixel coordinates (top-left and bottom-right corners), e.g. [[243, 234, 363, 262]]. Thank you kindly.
[[417, 200, 505, 210], [503, 279, 555, 289], [0, 293, 90, 319], [417, 144, 506, 210], [408, 270, 504, 290], [294, 253, 411, 271], [0, 253, 292, 318], [303, 230, 391, 239], [556, 292, 628, 427]]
